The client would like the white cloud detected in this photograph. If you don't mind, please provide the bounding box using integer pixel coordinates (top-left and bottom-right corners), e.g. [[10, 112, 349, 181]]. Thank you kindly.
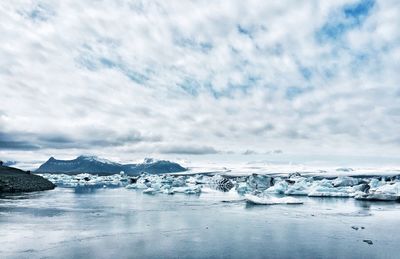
[[0, 0, 399, 166]]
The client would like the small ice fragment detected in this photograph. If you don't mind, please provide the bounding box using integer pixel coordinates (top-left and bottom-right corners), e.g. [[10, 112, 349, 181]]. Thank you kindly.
[[135, 182, 149, 189], [125, 184, 137, 189], [143, 188, 157, 194], [245, 194, 303, 205], [162, 188, 175, 195], [171, 186, 201, 194], [363, 239, 373, 245]]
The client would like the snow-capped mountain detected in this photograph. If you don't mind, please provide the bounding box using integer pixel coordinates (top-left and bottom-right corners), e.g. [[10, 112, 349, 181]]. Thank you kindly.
[[35, 155, 187, 175]]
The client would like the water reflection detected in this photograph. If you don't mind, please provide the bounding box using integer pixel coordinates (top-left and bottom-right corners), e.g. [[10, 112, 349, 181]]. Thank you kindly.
[[1, 187, 400, 259], [72, 185, 118, 194]]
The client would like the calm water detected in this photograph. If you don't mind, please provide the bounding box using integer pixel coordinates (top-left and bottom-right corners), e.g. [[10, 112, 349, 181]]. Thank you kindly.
[[1, 187, 399, 259]]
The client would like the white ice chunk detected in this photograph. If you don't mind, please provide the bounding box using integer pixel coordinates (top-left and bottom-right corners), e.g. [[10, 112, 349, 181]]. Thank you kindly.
[[307, 179, 356, 197], [245, 194, 303, 205], [332, 176, 360, 187], [247, 174, 272, 190], [162, 188, 175, 195], [126, 181, 149, 189], [265, 180, 289, 194], [125, 184, 138, 189], [368, 178, 383, 189], [355, 182, 400, 201], [171, 186, 201, 194], [375, 182, 400, 194], [308, 188, 355, 197], [143, 188, 157, 194], [284, 178, 312, 196], [236, 182, 251, 195]]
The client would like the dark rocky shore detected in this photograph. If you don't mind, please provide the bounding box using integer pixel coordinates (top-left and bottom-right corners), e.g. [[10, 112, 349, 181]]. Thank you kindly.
[[0, 165, 56, 193]]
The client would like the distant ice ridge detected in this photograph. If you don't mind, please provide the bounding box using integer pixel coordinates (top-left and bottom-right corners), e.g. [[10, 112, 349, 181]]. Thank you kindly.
[[39, 172, 400, 203]]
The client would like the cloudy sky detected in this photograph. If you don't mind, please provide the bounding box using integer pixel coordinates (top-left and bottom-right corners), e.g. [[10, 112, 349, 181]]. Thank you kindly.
[[0, 0, 399, 167]]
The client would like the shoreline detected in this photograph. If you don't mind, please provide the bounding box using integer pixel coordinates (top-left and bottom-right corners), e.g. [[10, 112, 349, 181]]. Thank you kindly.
[[0, 166, 56, 193]]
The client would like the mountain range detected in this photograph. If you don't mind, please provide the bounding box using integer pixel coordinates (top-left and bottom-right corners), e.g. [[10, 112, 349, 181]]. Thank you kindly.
[[35, 155, 187, 175]]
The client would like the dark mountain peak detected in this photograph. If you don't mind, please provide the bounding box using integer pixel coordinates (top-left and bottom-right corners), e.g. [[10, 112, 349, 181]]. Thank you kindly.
[[36, 155, 187, 175]]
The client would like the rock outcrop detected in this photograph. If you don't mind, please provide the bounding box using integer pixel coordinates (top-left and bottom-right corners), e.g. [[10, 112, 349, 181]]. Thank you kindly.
[[0, 165, 56, 193]]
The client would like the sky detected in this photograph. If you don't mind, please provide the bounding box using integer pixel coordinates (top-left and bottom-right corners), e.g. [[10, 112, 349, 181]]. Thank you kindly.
[[0, 0, 399, 168]]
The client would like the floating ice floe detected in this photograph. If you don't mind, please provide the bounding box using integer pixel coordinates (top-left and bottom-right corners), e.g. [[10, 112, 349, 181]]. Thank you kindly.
[[39, 173, 128, 187], [170, 186, 202, 194], [355, 182, 400, 201], [245, 194, 303, 205]]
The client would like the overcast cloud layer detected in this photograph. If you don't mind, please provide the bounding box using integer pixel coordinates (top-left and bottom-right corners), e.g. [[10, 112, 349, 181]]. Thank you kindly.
[[1, 0, 399, 166]]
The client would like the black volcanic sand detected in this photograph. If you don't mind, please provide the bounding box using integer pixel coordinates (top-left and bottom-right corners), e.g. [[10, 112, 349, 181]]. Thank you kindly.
[[0, 166, 56, 193]]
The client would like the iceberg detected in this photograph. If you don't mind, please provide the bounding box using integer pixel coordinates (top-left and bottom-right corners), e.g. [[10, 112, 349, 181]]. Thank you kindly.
[[307, 179, 355, 197], [247, 174, 272, 190], [39, 171, 400, 202], [284, 178, 312, 196], [355, 182, 400, 201], [207, 175, 234, 192], [265, 179, 288, 194]]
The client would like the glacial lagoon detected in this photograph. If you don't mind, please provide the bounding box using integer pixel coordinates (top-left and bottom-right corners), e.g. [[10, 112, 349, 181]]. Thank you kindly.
[[1, 184, 400, 259]]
